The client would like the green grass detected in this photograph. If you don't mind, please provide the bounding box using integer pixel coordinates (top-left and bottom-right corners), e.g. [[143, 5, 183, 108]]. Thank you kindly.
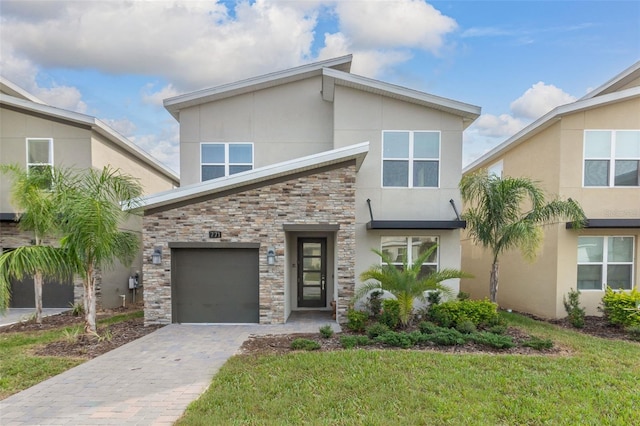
[[177, 313, 640, 425], [0, 310, 142, 400]]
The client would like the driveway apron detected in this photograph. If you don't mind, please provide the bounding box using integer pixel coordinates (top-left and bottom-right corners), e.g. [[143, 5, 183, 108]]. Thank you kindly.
[[0, 322, 312, 426]]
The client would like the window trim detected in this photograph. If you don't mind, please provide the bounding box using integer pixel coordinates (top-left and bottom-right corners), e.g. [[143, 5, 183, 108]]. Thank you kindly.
[[380, 236, 439, 272], [26, 137, 53, 172], [200, 142, 254, 182], [381, 130, 441, 189], [577, 235, 635, 291], [582, 130, 640, 188]]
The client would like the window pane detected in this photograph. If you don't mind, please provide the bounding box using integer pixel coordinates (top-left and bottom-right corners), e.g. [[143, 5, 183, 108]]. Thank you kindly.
[[577, 265, 602, 290], [381, 237, 407, 263], [418, 265, 437, 280], [28, 139, 50, 163], [202, 144, 225, 163], [413, 161, 438, 187], [608, 237, 633, 262], [302, 286, 322, 300], [303, 257, 321, 270], [412, 237, 438, 264], [615, 131, 640, 158], [229, 144, 252, 163], [383, 160, 409, 187], [614, 160, 639, 186], [303, 272, 321, 285], [584, 131, 611, 157], [303, 243, 321, 256], [27, 165, 53, 189], [584, 160, 609, 186], [202, 165, 224, 181], [383, 132, 409, 158], [229, 165, 252, 175], [578, 237, 603, 262], [413, 132, 439, 158], [607, 265, 632, 290]]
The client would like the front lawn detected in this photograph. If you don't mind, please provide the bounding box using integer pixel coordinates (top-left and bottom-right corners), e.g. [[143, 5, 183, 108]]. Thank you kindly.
[[177, 312, 639, 425]]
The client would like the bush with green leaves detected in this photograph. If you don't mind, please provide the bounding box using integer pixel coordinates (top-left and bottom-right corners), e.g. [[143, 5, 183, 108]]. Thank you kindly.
[[375, 331, 424, 348], [428, 299, 499, 328], [456, 319, 477, 334], [522, 336, 553, 350], [418, 321, 441, 335], [487, 324, 508, 335], [427, 290, 442, 306], [426, 328, 467, 346], [563, 288, 585, 328], [367, 290, 383, 319], [625, 325, 640, 341], [340, 335, 371, 349], [291, 338, 320, 351], [366, 323, 390, 339], [379, 299, 401, 329], [319, 325, 334, 338], [601, 286, 640, 327], [469, 332, 515, 349], [346, 308, 368, 332], [457, 291, 470, 301]]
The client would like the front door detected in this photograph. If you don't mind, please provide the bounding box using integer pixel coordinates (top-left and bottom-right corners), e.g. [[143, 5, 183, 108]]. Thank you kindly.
[[297, 238, 327, 308]]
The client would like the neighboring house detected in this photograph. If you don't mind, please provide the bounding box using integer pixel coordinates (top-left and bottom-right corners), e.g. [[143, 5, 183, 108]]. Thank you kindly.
[[137, 55, 480, 325], [461, 61, 640, 318], [0, 77, 180, 309]]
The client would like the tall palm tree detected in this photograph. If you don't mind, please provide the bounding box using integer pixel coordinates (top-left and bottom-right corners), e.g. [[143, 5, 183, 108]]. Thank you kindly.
[[357, 246, 470, 326], [58, 166, 142, 334], [0, 165, 71, 322], [460, 170, 586, 304]]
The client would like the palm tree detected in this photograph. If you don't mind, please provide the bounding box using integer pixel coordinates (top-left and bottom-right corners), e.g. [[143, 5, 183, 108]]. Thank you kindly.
[[0, 165, 71, 322], [58, 166, 142, 334], [460, 170, 586, 304], [357, 246, 470, 326]]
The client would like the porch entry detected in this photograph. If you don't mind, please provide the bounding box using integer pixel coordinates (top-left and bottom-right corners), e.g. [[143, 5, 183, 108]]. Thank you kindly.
[[297, 238, 327, 308]]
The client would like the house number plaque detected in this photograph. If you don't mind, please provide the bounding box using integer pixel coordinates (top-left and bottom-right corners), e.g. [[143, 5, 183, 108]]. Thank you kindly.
[[209, 231, 222, 238]]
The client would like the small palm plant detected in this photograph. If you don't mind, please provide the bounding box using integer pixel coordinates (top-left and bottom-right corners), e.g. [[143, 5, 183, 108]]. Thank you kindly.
[[356, 246, 471, 327]]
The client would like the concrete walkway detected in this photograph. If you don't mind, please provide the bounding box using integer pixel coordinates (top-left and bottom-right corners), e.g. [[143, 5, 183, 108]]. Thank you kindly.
[[0, 314, 340, 425], [0, 308, 70, 327]]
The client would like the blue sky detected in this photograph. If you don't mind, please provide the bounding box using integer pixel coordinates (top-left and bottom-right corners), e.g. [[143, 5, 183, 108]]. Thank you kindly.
[[1, 0, 638, 173]]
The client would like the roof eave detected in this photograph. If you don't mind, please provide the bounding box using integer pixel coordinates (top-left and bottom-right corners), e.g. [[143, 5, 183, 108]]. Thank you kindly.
[[580, 60, 640, 100]]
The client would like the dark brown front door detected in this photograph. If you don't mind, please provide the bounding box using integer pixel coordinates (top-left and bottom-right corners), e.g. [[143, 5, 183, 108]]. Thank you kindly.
[[297, 238, 327, 308]]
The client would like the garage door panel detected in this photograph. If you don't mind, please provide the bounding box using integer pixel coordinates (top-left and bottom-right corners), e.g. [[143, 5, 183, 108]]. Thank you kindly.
[[10, 276, 74, 308], [172, 248, 259, 323]]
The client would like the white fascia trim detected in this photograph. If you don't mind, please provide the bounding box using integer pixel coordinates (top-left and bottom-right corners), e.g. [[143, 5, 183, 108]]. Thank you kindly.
[[163, 55, 353, 118], [463, 86, 640, 174], [0, 77, 46, 104], [580, 60, 640, 100], [134, 141, 370, 211], [321, 68, 481, 121], [1, 94, 179, 183]]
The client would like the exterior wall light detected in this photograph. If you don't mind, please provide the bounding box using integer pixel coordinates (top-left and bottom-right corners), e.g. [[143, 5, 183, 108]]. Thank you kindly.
[[267, 247, 276, 265], [152, 246, 162, 265]]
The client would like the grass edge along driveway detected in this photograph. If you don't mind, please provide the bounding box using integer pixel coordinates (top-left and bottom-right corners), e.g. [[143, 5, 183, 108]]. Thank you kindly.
[[178, 312, 639, 425]]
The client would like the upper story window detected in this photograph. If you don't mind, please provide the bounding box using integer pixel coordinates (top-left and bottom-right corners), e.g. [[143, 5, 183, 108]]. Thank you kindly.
[[381, 236, 438, 279], [26, 138, 53, 187], [382, 131, 440, 188], [584, 130, 640, 187], [201, 143, 253, 182], [577, 236, 634, 291]]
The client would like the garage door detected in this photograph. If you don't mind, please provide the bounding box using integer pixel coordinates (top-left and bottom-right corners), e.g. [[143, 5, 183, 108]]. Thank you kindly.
[[172, 247, 259, 323]]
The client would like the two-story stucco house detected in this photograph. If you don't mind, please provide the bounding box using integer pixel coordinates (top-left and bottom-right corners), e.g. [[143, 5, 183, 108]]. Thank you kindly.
[[137, 55, 480, 325], [1, 77, 180, 309], [461, 61, 640, 318]]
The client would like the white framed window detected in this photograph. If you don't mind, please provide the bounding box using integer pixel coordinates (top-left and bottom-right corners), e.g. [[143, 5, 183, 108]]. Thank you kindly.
[[381, 236, 439, 278], [26, 138, 53, 187], [201, 143, 253, 182], [577, 236, 635, 291], [382, 131, 440, 188], [583, 130, 640, 187]]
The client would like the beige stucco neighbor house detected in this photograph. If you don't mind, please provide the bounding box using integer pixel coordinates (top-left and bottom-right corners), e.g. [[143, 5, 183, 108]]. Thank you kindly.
[[0, 77, 179, 309], [461, 61, 640, 319], [137, 55, 480, 325]]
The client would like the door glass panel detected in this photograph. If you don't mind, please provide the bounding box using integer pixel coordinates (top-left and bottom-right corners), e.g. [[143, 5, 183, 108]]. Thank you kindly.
[[303, 287, 321, 300], [303, 272, 321, 285], [303, 243, 321, 256], [303, 257, 321, 270]]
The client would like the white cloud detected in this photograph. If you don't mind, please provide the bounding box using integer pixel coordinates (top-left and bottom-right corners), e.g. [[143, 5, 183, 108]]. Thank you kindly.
[[35, 85, 88, 113], [128, 122, 180, 174], [473, 114, 527, 138], [102, 118, 137, 137], [510, 81, 576, 119], [141, 83, 181, 107]]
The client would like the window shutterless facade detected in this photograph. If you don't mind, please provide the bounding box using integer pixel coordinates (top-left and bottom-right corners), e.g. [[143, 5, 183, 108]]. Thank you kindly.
[[583, 130, 640, 187], [577, 236, 635, 291], [26, 138, 53, 187], [382, 131, 440, 188], [201, 143, 253, 182], [381, 236, 438, 279]]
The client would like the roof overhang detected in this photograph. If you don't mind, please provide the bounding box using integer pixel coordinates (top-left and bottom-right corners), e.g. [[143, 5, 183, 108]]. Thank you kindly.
[[321, 68, 481, 129], [580, 61, 640, 100], [566, 219, 640, 229], [133, 141, 369, 212], [163, 55, 353, 119], [366, 220, 466, 230], [0, 76, 46, 104]]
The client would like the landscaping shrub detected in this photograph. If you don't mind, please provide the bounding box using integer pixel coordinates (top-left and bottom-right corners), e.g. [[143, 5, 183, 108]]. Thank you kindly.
[[418, 321, 441, 335], [340, 335, 370, 349], [379, 299, 401, 329], [563, 288, 585, 328], [427, 290, 442, 306], [456, 319, 477, 334], [457, 291, 470, 301], [375, 331, 421, 348], [346, 308, 368, 332], [427, 328, 467, 346], [428, 299, 499, 328], [601, 286, 640, 327], [367, 290, 383, 319], [319, 325, 334, 338], [469, 332, 515, 349], [291, 338, 320, 351], [365, 323, 390, 339], [625, 325, 640, 341], [522, 336, 554, 350], [487, 324, 508, 335]]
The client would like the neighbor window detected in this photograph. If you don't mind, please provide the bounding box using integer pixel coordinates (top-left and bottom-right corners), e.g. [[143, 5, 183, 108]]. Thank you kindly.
[[381, 236, 438, 278], [382, 131, 439, 187], [584, 130, 640, 187], [26, 138, 53, 186], [577, 236, 635, 290], [201, 143, 253, 182]]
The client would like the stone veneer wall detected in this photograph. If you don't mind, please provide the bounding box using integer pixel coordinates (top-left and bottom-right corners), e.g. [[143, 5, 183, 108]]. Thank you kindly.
[[143, 163, 356, 325]]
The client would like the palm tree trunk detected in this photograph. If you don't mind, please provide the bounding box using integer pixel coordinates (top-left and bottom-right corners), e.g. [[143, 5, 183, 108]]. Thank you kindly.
[[34, 271, 43, 324], [84, 266, 97, 334], [490, 261, 499, 304]]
